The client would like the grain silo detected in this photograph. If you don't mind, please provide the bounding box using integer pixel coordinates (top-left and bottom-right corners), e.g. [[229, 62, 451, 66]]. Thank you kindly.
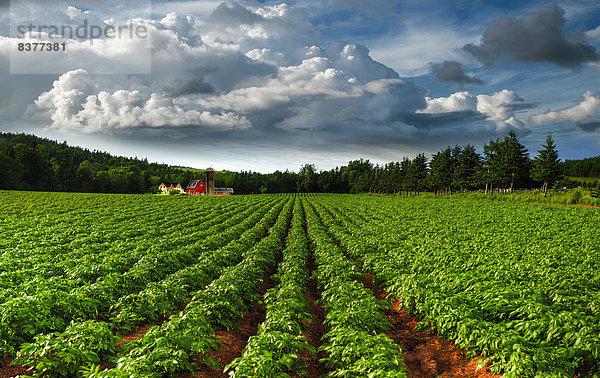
[[206, 167, 215, 196]]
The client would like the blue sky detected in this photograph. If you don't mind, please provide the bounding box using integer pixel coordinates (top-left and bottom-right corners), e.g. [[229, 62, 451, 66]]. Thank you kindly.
[[1, 0, 600, 172]]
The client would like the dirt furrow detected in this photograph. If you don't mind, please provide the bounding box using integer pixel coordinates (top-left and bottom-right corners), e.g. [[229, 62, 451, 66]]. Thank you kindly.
[[295, 252, 328, 378], [185, 273, 278, 378], [358, 268, 498, 378], [186, 202, 293, 377], [0, 358, 30, 378]]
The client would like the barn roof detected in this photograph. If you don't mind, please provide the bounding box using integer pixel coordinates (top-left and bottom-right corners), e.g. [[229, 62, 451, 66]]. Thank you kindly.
[[186, 180, 205, 189]]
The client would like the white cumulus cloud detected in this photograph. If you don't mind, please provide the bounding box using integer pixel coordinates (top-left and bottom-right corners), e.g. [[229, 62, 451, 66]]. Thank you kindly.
[[476, 90, 525, 126], [34, 69, 250, 132], [420, 91, 477, 113], [586, 25, 600, 40], [421, 89, 527, 128], [530, 90, 600, 124], [17, 2, 432, 134]]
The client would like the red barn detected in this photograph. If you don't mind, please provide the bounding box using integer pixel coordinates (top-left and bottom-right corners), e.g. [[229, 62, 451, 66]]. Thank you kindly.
[[186, 180, 207, 195], [214, 188, 234, 195]]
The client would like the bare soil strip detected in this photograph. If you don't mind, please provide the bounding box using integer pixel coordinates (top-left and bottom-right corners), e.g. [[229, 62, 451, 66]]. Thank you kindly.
[[119, 323, 157, 345], [0, 357, 30, 378], [549, 203, 600, 209], [359, 269, 499, 378], [294, 252, 328, 378], [185, 204, 294, 377], [184, 273, 278, 378]]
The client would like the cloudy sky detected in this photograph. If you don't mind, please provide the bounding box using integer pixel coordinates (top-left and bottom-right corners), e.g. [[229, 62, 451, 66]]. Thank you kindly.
[[1, 0, 600, 172]]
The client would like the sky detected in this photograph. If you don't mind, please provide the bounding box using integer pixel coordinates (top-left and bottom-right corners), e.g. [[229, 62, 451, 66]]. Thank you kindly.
[[1, 0, 600, 172]]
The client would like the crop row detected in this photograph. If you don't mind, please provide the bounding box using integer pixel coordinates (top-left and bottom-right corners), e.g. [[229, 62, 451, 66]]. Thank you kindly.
[[14, 196, 293, 377], [0, 195, 240, 292], [0, 195, 281, 357], [17, 196, 292, 376], [0, 198, 241, 295], [99, 196, 295, 376], [227, 197, 315, 377], [303, 199, 407, 377], [110, 196, 289, 331], [6, 192, 599, 377], [0, 193, 214, 258], [311, 195, 600, 377]]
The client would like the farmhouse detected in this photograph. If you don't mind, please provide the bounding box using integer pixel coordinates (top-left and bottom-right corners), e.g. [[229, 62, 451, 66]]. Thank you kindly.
[[158, 182, 183, 194]]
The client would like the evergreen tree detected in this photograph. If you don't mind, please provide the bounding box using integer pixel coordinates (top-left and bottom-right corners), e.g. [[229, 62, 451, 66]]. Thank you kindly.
[[483, 139, 501, 193], [562, 156, 600, 177], [531, 135, 562, 197], [430, 147, 454, 196], [454, 144, 481, 192], [407, 154, 428, 195], [399, 157, 411, 195], [500, 130, 530, 193]]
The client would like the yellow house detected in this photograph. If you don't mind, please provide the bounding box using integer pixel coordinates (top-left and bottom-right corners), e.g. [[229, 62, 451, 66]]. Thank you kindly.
[[158, 182, 183, 194]]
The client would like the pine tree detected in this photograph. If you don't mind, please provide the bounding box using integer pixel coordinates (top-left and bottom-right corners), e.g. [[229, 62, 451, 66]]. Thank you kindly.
[[500, 130, 530, 193], [531, 135, 562, 197], [429, 147, 453, 196], [454, 144, 481, 192], [408, 153, 428, 195], [483, 139, 501, 193], [399, 157, 411, 195]]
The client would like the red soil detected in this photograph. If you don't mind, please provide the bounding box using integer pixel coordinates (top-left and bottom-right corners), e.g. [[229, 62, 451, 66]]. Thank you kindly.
[[295, 254, 329, 378], [362, 273, 499, 378], [118, 323, 157, 345], [0, 358, 31, 378], [184, 275, 278, 377], [549, 203, 600, 209]]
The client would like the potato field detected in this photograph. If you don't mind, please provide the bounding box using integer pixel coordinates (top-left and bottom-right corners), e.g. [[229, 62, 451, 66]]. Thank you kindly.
[[0, 191, 599, 377]]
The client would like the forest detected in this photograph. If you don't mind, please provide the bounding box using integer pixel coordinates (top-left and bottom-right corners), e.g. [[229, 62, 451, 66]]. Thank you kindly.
[[0, 131, 598, 194]]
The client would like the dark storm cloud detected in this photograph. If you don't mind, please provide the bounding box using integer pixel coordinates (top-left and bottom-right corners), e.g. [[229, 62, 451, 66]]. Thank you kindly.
[[463, 4, 600, 69], [401, 110, 486, 129], [430, 60, 483, 84], [506, 102, 535, 112], [162, 78, 215, 97], [576, 121, 600, 131], [210, 3, 262, 25], [189, 65, 220, 76]]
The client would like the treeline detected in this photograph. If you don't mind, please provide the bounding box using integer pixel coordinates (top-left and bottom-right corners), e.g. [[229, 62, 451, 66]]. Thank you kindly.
[[0, 133, 201, 193], [0, 131, 595, 195], [562, 156, 600, 177], [226, 132, 565, 196]]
